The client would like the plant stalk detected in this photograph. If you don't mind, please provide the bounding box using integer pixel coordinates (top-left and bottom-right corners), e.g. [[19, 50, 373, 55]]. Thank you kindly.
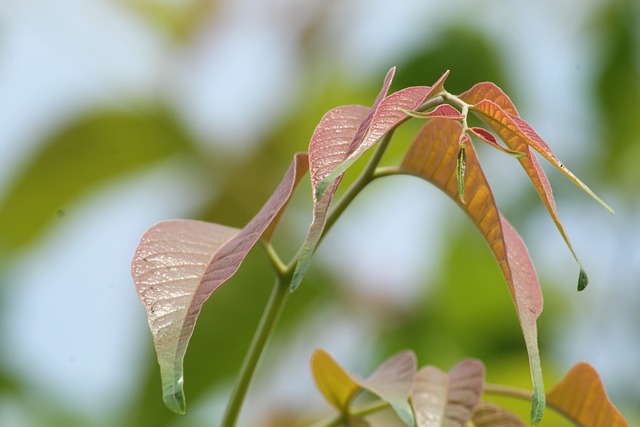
[[220, 275, 291, 427]]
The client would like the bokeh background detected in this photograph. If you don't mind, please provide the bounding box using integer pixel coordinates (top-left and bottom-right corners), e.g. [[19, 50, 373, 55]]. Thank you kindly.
[[1, 0, 638, 426]]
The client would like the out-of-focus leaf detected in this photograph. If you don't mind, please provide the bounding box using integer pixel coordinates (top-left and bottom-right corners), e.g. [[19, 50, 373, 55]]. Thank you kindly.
[[291, 105, 370, 291], [547, 362, 629, 427], [124, 0, 220, 43], [132, 153, 308, 413], [400, 119, 545, 424], [316, 70, 450, 199], [361, 350, 417, 426], [459, 83, 614, 289], [311, 349, 361, 413], [0, 108, 198, 253], [471, 402, 526, 426], [411, 359, 484, 427]]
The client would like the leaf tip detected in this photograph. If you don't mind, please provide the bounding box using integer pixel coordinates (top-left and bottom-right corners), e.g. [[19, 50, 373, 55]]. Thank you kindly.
[[163, 377, 186, 414], [577, 268, 589, 291], [530, 389, 545, 425]]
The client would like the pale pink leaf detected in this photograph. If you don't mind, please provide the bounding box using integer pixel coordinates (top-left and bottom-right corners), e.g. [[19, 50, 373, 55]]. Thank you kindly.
[[132, 152, 308, 413], [411, 359, 485, 427]]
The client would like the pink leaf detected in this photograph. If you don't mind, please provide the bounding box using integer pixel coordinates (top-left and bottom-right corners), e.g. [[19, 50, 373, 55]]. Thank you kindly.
[[132, 152, 308, 413], [411, 359, 485, 427]]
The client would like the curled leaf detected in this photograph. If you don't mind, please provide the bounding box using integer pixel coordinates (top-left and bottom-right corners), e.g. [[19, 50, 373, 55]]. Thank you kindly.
[[467, 127, 525, 157], [459, 82, 614, 290], [132, 152, 308, 413], [402, 104, 464, 120], [456, 141, 468, 203], [410, 359, 485, 427], [547, 362, 629, 427], [400, 119, 545, 424]]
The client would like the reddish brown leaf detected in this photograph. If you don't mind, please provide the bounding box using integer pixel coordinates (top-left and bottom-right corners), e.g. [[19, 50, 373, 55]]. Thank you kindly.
[[400, 118, 545, 424], [132, 152, 308, 413], [547, 362, 629, 427], [471, 402, 526, 427], [402, 104, 464, 120], [467, 127, 524, 157], [459, 83, 613, 289], [411, 359, 485, 427]]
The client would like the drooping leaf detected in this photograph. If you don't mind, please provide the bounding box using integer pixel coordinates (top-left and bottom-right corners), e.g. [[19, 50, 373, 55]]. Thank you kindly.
[[471, 402, 526, 427], [400, 118, 545, 424], [0, 107, 197, 253], [410, 359, 485, 427], [311, 349, 362, 413], [459, 83, 614, 289], [290, 105, 370, 291], [316, 70, 450, 200], [132, 152, 308, 413], [361, 350, 417, 426], [546, 362, 629, 427]]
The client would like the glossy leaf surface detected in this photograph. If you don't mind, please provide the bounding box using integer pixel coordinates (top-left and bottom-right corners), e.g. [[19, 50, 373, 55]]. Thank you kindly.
[[132, 153, 308, 413], [316, 70, 450, 199], [459, 83, 614, 289], [547, 362, 628, 427], [471, 402, 526, 427], [410, 359, 484, 427], [400, 119, 545, 424], [291, 105, 370, 290]]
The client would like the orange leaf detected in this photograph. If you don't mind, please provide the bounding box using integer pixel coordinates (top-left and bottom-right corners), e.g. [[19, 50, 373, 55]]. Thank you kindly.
[[400, 118, 545, 424], [459, 83, 613, 289], [547, 362, 629, 427]]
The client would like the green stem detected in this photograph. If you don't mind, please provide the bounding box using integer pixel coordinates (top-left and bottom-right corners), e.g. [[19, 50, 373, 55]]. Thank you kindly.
[[220, 274, 291, 427], [310, 400, 391, 427]]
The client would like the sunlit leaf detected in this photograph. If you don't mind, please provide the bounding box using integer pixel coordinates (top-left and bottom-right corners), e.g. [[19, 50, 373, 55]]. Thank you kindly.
[[362, 350, 417, 426], [547, 362, 629, 427], [0, 108, 197, 253], [311, 349, 362, 412], [291, 105, 370, 291], [459, 83, 614, 289], [402, 104, 464, 120], [400, 118, 545, 424], [317, 70, 450, 200], [132, 152, 308, 413], [471, 402, 526, 427], [467, 127, 524, 157], [411, 359, 484, 427]]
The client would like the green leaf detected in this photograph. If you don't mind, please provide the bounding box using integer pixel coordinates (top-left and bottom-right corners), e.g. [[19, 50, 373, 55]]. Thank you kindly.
[[132, 153, 308, 413], [410, 359, 485, 427], [547, 362, 629, 427], [400, 118, 546, 424], [0, 108, 197, 253]]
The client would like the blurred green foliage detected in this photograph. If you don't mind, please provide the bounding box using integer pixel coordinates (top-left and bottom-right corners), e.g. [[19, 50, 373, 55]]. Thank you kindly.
[[0, 2, 637, 425]]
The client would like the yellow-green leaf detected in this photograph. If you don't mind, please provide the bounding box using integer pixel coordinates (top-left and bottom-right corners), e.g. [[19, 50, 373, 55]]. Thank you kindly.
[[311, 349, 362, 413]]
